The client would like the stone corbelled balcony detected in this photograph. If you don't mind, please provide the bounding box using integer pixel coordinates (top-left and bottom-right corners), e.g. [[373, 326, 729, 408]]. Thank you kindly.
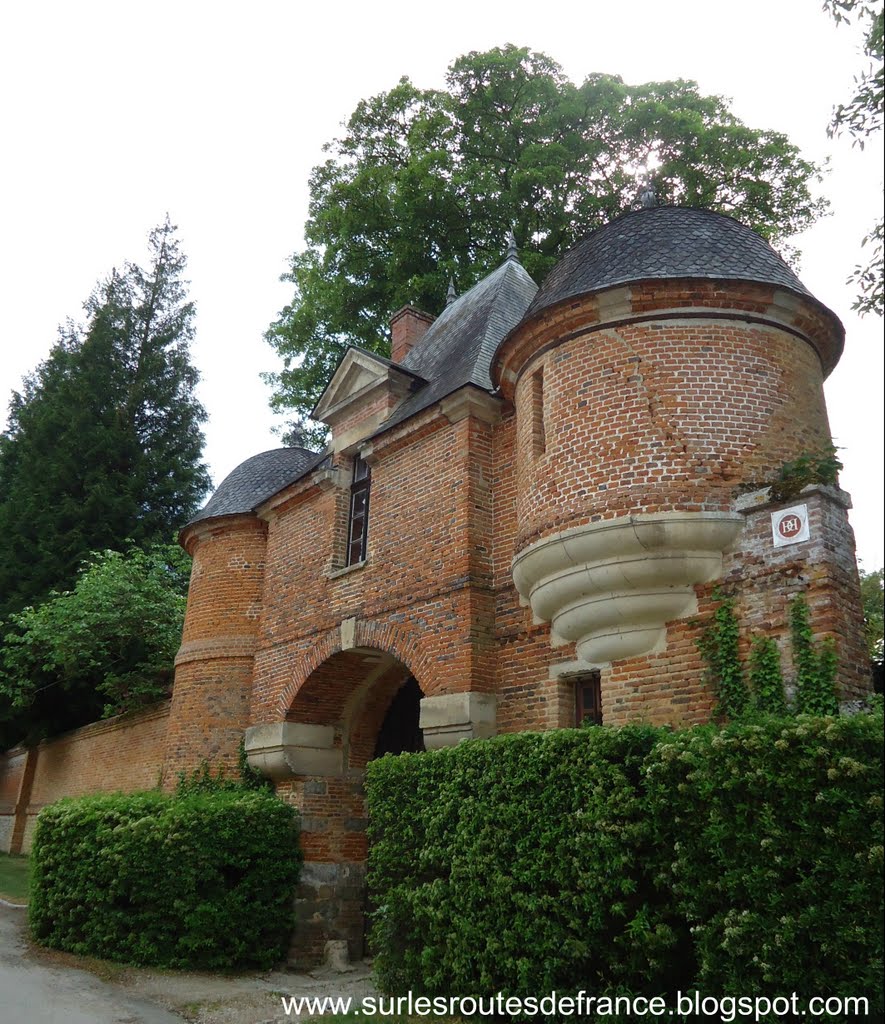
[[512, 511, 745, 665]]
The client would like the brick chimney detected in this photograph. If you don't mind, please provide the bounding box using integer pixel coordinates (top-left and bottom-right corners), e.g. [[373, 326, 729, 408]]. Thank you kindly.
[[390, 306, 434, 364]]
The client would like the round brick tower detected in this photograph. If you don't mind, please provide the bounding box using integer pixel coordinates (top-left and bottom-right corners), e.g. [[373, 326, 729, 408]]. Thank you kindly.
[[492, 207, 850, 668], [163, 448, 316, 783]]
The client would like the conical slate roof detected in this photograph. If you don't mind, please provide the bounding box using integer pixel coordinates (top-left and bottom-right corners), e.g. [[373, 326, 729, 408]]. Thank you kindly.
[[524, 206, 811, 321], [187, 446, 323, 526], [376, 253, 538, 433]]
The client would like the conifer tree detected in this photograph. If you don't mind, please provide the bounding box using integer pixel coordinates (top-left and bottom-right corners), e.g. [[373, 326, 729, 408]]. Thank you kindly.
[[0, 221, 209, 620]]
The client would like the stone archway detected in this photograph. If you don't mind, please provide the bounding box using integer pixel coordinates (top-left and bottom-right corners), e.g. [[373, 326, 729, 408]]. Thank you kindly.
[[247, 645, 425, 966]]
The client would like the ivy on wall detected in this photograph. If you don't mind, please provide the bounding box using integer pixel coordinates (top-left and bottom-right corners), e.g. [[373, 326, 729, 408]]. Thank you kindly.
[[698, 591, 840, 719]]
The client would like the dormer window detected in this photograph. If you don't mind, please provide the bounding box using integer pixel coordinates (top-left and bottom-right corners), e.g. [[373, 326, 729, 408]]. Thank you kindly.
[[347, 456, 371, 566]]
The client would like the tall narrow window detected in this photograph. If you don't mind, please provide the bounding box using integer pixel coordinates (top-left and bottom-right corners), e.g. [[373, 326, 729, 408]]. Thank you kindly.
[[575, 671, 602, 726], [347, 455, 371, 566], [531, 367, 546, 456]]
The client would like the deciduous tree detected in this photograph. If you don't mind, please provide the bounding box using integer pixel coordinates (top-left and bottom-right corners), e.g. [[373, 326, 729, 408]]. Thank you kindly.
[[0, 544, 190, 746], [824, 0, 884, 316], [266, 46, 827, 441]]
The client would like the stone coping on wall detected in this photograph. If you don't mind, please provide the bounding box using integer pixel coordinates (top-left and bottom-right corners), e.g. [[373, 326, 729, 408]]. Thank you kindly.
[[732, 483, 852, 516]]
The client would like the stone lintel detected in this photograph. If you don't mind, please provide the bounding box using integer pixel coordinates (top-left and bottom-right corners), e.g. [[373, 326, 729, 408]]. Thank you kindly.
[[245, 722, 342, 780], [419, 692, 496, 749]]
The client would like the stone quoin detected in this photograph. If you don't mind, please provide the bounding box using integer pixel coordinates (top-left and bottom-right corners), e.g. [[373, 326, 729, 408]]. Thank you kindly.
[[1, 206, 870, 965]]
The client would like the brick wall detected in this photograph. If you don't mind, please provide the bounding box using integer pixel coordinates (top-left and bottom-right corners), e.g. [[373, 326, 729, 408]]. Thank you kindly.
[[511, 313, 832, 551], [248, 411, 498, 729], [725, 487, 870, 700], [0, 701, 170, 853]]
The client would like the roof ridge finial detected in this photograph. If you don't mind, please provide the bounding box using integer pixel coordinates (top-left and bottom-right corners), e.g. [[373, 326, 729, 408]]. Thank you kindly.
[[640, 177, 657, 209], [505, 225, 518, 260], [446, 277, 457, 306]]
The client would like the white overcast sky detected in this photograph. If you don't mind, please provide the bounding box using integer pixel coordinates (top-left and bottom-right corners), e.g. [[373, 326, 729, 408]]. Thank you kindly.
[[1, 0, 882, 566]]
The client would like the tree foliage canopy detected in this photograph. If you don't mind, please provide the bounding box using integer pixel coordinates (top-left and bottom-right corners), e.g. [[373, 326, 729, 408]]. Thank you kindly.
[[0, 221, 209, 620], [266, 46, 827, 440], [859, 567, 884, 669], [824, 0, 884, 316], [825, 0, 884, 142], [0, 543, 190, 746]]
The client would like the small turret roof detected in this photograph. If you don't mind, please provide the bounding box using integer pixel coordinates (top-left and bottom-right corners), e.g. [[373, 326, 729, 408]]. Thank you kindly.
[[524, 206, 811, 321], [186, 446, 324, 527]]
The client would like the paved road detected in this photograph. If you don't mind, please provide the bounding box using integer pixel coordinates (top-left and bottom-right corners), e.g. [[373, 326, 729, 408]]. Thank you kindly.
[[0, 902, 183, 1024]]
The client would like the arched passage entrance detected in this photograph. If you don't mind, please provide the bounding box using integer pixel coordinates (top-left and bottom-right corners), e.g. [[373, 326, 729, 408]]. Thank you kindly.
[[266, 646, 424, 965]]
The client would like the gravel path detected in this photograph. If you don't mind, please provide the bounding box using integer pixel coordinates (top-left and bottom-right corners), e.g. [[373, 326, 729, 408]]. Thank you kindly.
[[0, 903, 378, 1023]]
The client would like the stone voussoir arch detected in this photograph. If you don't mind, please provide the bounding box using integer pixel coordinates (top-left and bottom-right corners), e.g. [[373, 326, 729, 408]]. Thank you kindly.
[[275, 617, 445, 719]]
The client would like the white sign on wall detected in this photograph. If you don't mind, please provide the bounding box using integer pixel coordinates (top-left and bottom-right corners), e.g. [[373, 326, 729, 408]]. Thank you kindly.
[[771, 504, 810, 547]]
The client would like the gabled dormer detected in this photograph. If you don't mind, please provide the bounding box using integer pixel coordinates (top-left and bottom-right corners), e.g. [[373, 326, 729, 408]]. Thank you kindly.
[[312, 345, 426, 452]]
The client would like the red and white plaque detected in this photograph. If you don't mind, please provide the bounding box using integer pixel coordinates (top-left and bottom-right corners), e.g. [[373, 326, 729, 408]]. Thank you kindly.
[[771, 504, 810, 547]]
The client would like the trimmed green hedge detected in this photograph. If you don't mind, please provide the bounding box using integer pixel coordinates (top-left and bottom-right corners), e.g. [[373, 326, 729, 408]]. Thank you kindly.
[[29, 789, 302, 969], [649, 714, 884, 1001], [367, 725, 689, 996], [367, 712, 883, 1013]]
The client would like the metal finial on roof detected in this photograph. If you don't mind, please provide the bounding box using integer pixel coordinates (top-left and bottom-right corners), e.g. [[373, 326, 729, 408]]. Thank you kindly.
[[446, 277, 457, 306], [640, 180, 657, 209], [505, 227, 518, 260]]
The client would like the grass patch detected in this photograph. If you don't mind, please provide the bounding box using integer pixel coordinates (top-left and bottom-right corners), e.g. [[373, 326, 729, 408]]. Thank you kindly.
[[0, 853, 30, 903]]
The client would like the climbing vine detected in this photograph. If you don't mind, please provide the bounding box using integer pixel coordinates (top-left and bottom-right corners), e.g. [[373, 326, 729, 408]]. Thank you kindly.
[[791, 593, 840, 716], [175, 740, 272, 795], [748, 635, 787, 714], [697, 591, 748, 719], [698, 591, 839, 719]]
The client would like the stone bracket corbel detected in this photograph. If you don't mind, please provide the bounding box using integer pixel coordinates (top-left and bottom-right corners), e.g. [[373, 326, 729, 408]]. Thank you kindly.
[[512, 511, 745, 665], [440, 388, 502, 424], [244, 722, 343, 780], [419, 692, 497, 749]]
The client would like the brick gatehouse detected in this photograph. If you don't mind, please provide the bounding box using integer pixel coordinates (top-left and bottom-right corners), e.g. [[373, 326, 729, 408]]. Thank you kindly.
[[5, 206, 866, 964]]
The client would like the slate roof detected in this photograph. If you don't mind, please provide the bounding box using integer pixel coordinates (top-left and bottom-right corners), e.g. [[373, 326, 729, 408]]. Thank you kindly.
[[187, 256, 537, 527], [186, 208, 833, 528], [187, 446, 324, 526], [524, 206, 811, 321], [374, 253, 538, 434]]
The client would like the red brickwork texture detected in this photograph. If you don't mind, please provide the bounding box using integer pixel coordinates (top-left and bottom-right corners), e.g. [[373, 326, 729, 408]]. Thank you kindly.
[[511, 316, 830, 552], [164, 517, 269, 782], [160, 275, 867, 963], [390, 306, 433, 364], [0, 702, 170, 853]]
